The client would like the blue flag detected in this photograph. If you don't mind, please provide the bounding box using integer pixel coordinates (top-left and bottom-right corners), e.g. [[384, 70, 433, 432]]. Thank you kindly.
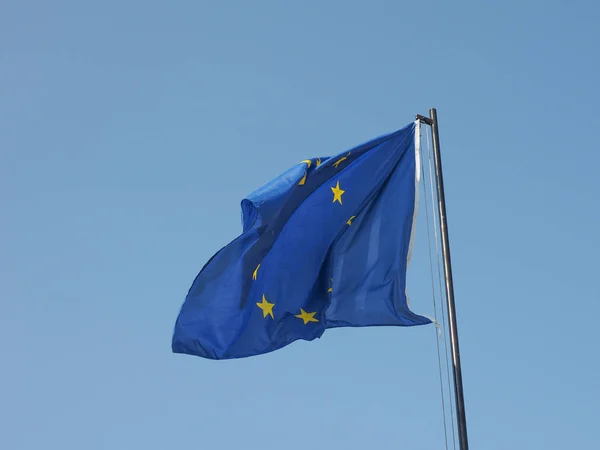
[[172, 121, 432, 360]]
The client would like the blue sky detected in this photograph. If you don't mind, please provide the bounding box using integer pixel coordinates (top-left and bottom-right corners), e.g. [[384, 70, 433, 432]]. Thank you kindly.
[[2, 1, 599, 449]]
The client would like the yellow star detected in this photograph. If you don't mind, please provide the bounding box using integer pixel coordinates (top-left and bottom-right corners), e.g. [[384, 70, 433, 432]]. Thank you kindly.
[[252, 264, 260, 280], [256, 294, 275, 319], [295, 308, 319, 324], [333, 152, 350, 168], [347, 215, 356, 225], [298, 159, 313, 185], [331, 181, 345, 204], [333, 156, 347, 168]]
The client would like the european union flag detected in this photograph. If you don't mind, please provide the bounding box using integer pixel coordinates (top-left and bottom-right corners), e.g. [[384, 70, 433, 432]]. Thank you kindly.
[[172, 121, 432, 360]]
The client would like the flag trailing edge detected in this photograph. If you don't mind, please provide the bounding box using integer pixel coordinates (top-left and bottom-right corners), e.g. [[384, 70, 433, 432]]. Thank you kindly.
[[172, 121, 432, 360]]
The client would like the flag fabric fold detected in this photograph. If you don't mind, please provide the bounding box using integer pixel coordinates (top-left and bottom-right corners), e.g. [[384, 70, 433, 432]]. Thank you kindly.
[[172, 121, 431, 360]]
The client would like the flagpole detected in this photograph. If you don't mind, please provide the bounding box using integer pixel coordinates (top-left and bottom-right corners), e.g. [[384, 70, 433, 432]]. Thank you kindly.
[[416, 108, 469, 450]]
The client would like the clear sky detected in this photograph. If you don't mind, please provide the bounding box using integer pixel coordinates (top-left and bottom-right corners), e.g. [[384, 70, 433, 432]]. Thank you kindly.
[[2, 1, 599, 449]]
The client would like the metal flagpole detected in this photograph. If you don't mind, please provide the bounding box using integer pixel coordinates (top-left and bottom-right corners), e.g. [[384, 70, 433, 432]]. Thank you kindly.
[[416, 108, 469, 450]]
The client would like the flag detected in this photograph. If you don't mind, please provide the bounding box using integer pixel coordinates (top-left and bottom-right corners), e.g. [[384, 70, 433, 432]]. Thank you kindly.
[[172, 121, 432, 360]]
